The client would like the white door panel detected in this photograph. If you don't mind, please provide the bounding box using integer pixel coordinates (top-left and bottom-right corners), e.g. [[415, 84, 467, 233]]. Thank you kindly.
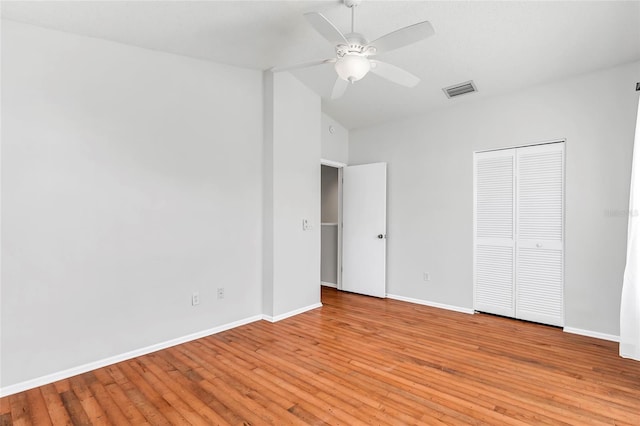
[[342, 163, 387, 298], [474, 149, 516, 317], [516, 143, 565, 326]]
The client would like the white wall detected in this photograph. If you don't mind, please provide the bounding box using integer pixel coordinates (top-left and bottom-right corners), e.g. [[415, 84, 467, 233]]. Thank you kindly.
[[262, 71, 321, 318], [350, 61, 640, 337], [321, 113, 348, 164], [1, 21, 264, 388]]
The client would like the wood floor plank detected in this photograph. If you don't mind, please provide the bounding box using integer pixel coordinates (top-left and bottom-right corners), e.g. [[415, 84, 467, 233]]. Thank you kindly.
[[1, 287, 639, 425], [233, 324, 541, 425], [279, 315, 613, 424], [8, 392, 31, 426], [162, 348, 247, 425], [209, 327, 455, 425], [239, 322, 528, 424], [199, 338, 381, 426], [23, 389, 52, 426], [175, 343, 306, 425], [79, 373, 131, 425], [118, 359, 189, 425], [39, 384, 73, 426], [67, 375, 110, 425], [59, 390, 90, 425], [0, 414, 12, 426], [142, 352, 233, 425], [197, 337, 376, 425], [179, 346, 330, 426], [165, 346, 301, 425], [108, 361, 174, 425], [90, 369, 150, 425], [0, 397, 12, 418]]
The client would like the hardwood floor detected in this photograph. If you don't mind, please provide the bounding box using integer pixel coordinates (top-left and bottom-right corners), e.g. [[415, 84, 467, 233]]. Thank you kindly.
[[2, 287, 639, 425]]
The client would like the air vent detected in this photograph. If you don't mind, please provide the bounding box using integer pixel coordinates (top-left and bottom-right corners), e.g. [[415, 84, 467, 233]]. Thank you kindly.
[[443, 80, 478, 99]]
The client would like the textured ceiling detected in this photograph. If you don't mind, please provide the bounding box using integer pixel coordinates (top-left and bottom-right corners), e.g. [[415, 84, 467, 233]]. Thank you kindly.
[[2, 1, 640, 129]]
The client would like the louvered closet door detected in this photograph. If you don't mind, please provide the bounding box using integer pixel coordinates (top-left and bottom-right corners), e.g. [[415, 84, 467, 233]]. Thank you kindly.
[[516, 143, 564, 326], [474, 149, 516, 317]]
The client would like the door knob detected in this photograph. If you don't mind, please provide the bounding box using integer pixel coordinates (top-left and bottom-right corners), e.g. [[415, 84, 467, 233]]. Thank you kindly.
[[378, 234, 385, 239]]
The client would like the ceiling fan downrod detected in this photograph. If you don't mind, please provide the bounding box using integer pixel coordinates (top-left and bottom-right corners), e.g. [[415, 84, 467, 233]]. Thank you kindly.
[[345, 0, 361, 33]]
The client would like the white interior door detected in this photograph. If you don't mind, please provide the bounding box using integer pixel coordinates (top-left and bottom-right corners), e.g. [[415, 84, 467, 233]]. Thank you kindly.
[[474, 149, 516, 317], [474, 142, 565, 327], [342, 163, 387, 298], [516, 143, 564, 326]]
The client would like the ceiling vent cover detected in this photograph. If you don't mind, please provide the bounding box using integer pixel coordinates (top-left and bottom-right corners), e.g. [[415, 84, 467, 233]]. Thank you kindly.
[[443, 80, 478, 98]]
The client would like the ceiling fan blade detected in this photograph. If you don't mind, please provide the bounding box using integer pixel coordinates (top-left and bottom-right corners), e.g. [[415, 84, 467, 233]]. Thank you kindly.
[[304, 12, 348, 46], [367, 21, 434, 55], [271, 58, 336, 73], [331, 77, 349, 100], [370, 60, 420, 87]]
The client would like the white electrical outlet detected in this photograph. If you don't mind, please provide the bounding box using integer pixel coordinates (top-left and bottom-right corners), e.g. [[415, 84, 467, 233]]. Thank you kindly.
[[192, 292, 200, 306], [423, 272, 431, 282], [217, 288, 225, 299]]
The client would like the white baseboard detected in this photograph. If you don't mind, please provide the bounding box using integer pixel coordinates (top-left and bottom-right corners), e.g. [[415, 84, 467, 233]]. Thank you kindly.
[[0, 314, 263, 398], [563, 327, 620, 342], [262, 302, 323, 323], [321, 281, 337, 288], [386, 293, 474, 314], [2, 301, 326, 397], [619, 343, 640, 360]]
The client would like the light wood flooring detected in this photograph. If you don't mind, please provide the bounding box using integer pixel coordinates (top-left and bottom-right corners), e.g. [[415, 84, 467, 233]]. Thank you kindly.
[[2, 287, 639, 425]]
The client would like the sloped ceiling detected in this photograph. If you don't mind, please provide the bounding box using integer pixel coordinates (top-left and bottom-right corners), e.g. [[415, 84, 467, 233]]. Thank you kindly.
[[2, 0, 639, 129]]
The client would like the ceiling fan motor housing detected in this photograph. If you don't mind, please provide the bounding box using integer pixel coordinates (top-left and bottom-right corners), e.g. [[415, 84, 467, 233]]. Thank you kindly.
[[336, 33, 369, 57]]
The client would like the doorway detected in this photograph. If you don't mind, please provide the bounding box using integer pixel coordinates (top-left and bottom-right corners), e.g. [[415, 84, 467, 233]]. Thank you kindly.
[[320, 160, 388, 298], [321, 162, 343, 289]]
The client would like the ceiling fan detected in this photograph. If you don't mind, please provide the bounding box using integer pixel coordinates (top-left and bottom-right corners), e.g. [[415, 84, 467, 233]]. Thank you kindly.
[[271, 0, 435, 99]]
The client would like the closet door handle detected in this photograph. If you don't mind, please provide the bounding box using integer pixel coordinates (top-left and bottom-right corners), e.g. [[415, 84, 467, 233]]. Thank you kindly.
[[378, 234, 385, 239]]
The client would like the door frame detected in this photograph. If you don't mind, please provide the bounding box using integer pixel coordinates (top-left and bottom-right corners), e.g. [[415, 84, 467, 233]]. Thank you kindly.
[[321, 159, 346, 290], [472, 139, 566, 324]]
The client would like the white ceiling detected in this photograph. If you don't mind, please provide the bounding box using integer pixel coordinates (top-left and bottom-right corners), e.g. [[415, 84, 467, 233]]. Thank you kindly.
[[2, 1, 640, 130]]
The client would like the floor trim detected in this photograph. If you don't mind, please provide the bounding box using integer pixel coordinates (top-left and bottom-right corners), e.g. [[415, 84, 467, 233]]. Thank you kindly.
[[321, 281, 337, 288], [262, 303, 323, 323], [3, 301, 326, 397], [386, 293, 474, 314], [0, 314, 263, 397], [262, 302, 322, 322], [563, 327, 620, 342]]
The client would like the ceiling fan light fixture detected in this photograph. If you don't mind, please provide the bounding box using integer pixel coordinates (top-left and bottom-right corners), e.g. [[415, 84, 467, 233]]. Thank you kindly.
[[278, 4, 435, 99], [335, 54, 370, 82]]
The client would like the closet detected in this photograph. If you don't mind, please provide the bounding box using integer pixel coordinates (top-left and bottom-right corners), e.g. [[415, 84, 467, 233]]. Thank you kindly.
[[321, 165, 340, 287], [474, 142, 564, 327]]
